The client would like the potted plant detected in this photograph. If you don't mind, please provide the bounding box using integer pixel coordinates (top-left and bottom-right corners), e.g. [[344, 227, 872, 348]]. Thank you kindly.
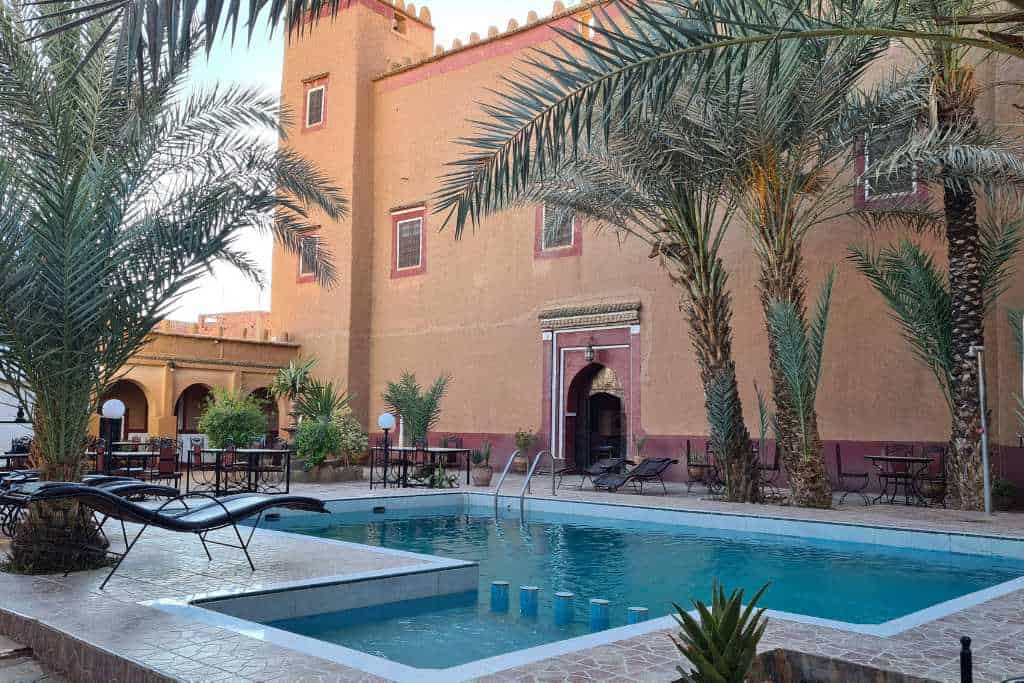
[[471, 441, 494, 486], [198, 388, 267, 448], [293, 379, 365, 482], [513, 429, 537, 473], [382, 371, 452, 446], [994, 478, 1017, 511]]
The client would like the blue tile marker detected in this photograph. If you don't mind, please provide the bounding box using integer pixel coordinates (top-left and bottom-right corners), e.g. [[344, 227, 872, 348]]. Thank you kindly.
[[589, 598, 610, 631], [627, 606, 649, 624], [554, 591, 574, 626], [490, 581, 509, 613], [520, 586, 539, 618]]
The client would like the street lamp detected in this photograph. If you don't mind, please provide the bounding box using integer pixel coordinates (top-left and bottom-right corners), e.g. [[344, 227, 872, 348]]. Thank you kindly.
[[377, 413, 396, 489], [101, 399, 126, 420]]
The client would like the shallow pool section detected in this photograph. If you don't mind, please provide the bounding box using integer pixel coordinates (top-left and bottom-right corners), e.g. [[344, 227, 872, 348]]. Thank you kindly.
[[258, 502, 1024, 669]]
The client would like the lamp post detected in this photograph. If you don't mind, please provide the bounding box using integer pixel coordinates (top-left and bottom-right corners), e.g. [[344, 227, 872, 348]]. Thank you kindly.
[[968, 345, 992, 516], [378, 412, 396, 489]]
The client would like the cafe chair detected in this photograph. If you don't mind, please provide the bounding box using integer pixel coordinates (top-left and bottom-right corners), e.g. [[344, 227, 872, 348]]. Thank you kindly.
[[834, 443, 870, 506]]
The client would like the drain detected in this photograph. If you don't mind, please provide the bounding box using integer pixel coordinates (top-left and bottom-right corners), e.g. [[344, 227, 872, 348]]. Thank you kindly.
[[373, 506, 386, 514]]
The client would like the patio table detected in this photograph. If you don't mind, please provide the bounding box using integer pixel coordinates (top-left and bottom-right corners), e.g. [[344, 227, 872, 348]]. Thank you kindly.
[[191, 449, 291, 496], [0, 453, 31, 471], [369, 446, 471, 488], [105, 450, 158, 478], [866, 455, 932, 506]]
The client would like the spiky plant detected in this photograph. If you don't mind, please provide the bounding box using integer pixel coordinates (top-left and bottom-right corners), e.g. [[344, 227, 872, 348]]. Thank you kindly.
[[671, 581, 770, 683], [294, 378, 353, 424], [381, 371, 451, 446], [270, 358, 318, 403], [0, 2, 345, 572], [765, 269, 837, 483], [507, 108, 759, 502]]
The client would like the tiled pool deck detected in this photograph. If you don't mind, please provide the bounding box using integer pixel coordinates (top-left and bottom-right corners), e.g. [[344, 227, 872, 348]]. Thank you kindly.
[[0, 476, 1021, 682]]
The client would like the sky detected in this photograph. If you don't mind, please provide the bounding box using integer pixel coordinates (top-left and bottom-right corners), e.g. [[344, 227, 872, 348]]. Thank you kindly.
[[170, 0, 580, 321]]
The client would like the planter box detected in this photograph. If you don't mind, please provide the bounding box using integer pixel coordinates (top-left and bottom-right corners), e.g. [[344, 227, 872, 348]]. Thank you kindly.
[[292, 464, 364, 484]]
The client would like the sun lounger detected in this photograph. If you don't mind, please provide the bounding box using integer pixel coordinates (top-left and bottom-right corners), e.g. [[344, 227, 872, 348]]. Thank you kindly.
[[557, 457, 627, 489], [593, 458, 679, 494], [25, 484, 327, 589]]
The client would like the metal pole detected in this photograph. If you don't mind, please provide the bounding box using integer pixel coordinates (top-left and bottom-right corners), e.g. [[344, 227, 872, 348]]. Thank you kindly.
[[970, 345, 992, 516], [960, 636, 973, 683]]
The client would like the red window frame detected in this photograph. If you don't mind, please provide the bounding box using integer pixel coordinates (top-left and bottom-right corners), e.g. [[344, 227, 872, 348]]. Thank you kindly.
[[296, 232, 321, 284], [302, 75, 328, 132], [391, 206, 427, 278], [855, 130, 927, 209], [534, 204, 582, 260]]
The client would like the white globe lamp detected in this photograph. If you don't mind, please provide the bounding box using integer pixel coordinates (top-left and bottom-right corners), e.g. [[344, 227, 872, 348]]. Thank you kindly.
[[377, 412, 396, 431], [101, 399, 126, 420]]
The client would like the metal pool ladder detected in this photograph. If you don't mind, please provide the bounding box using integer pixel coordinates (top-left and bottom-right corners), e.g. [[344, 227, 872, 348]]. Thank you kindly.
[[519, 450, 555, 519], [492, 449, 520, 514]]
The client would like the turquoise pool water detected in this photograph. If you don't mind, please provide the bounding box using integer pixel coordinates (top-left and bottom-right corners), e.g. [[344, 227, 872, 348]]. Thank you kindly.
[[261, 503, 1024, 669]]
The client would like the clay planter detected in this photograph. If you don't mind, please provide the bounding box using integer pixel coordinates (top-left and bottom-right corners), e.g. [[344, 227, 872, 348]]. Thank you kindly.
[[296, 459, 364, 484], [511, 455, 529, 474], [919, 479, 946, 505], [471, 466, 494, 487], [687, 465, 706, 482]]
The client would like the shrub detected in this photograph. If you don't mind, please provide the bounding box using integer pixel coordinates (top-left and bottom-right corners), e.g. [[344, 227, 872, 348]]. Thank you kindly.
[[295, 419, 343, 470], [334, 410, 369, 467], [198, 388, 266, 448]]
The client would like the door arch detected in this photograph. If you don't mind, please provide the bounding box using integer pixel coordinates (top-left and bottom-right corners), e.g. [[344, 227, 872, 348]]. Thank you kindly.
[[99, 380, 150, 443], [174, 384, 213, 434], [564, 364, 626, 469]]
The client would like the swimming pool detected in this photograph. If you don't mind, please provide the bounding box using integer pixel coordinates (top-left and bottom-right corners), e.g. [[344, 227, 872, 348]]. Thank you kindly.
[[252, 498, 1024, 669]]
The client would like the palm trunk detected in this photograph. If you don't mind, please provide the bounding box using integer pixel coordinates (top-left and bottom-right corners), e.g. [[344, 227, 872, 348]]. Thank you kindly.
[[944, 180, 985, 510], [938, 73, 986, 511], [7, 390, 108, 574], [759, 251, 832, 508], [674, 258, 760, 503]]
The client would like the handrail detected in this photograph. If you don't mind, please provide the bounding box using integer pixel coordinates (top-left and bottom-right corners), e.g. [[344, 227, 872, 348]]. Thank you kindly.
[[492, 449, 520, 514], [519, 450, 554, 518]]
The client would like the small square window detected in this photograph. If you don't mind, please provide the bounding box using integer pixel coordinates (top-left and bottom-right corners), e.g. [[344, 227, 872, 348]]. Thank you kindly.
[[396, 218, 422, 270], [542, 203, 574, 250], [864, 124, 915, 200], [299, 235, 320, 278], [306, 86, 325, 128]]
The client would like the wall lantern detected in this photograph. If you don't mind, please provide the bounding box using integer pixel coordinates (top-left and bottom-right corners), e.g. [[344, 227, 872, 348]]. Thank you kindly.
[[584, 341, 596, 363]]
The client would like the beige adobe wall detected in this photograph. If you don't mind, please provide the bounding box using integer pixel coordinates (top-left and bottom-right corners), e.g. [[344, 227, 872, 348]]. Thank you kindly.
[[272, 0, 434, 422], [275, 1, 1024, 446]]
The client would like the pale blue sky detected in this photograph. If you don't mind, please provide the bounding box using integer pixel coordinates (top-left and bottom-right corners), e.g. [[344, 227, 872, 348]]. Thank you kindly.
[[171, 0, 579, 320]]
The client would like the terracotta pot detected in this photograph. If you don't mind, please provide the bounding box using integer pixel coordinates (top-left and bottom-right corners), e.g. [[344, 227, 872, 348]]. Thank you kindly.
[[512, 455, 529, 474], [471, 466, 494, 486], [687, 465, 706, 482]]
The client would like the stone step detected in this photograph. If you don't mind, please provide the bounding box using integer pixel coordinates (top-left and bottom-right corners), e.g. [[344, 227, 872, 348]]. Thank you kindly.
[[0, 636, 30, 661]]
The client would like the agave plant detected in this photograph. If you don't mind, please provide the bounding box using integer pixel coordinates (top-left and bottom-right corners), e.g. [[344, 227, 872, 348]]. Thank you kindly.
[[381, 371, 451, 446], [671, 581, 770, 683], [0, 2, 345, 571], [294, 378, 353, 424]]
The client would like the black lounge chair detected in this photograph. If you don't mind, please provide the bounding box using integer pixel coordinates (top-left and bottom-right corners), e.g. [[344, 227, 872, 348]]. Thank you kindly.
[[554, 457, 626, 489], [594, 458, 679, 494], [25, 484, 327, 589]]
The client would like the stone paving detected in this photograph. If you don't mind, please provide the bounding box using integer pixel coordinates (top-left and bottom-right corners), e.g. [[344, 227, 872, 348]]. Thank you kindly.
[[0, 475, 1021, 682]]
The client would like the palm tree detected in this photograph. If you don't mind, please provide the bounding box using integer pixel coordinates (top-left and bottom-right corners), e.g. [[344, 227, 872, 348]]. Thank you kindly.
[[0, 2, 346, 571], [270, 357, 319, 432], [381, 371, 451, 446], [436, 4, 886, 507], [518, 109, 760, 502]]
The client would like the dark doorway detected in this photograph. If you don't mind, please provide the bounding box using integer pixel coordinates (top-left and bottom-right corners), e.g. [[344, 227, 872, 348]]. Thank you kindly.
[[589, 392, 623, 462], [566, 364, 625, 470]]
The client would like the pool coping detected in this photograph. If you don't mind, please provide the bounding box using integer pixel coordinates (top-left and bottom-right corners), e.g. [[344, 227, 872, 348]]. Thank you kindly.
[[142, 491, 1024, 681]]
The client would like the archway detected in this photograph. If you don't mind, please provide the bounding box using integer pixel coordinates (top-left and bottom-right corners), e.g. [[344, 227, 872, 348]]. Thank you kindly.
[[174, 384, 212, 435], [564, 364, 625, 470], [99, 380, 149, 444], [250, 388, 279, 445]]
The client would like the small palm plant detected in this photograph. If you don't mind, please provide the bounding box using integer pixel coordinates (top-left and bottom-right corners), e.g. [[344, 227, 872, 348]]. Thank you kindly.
[[294, 378, 353, 423], [270, 358, 319, 433], [764, 270, 837, 505], [381, 371, 452, 446], [671, 582, 770, 683]]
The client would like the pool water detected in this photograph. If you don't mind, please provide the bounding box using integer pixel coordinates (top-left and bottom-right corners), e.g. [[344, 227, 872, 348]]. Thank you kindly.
[[262, 504, 1024, 669]]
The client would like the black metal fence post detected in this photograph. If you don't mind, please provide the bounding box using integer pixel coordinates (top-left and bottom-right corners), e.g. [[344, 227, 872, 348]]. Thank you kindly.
[[961, 636, 973, 683]]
